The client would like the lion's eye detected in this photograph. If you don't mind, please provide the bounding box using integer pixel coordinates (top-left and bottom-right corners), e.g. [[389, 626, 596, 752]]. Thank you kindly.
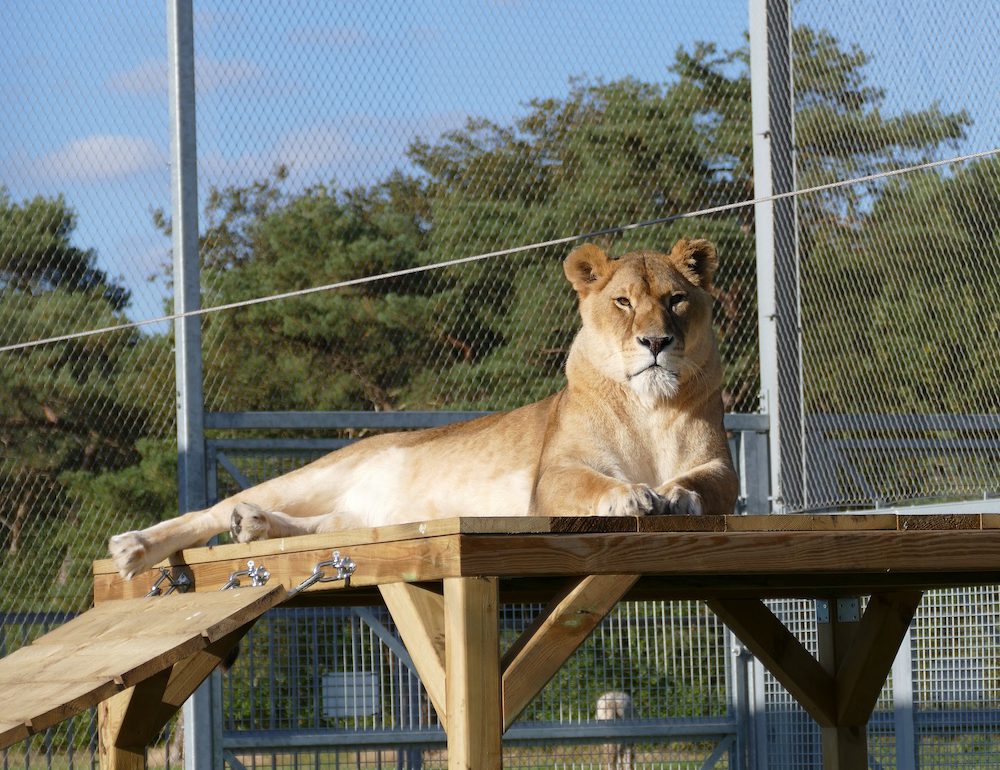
[[669, 293, 688, 309], [614, 296, 632, 308]]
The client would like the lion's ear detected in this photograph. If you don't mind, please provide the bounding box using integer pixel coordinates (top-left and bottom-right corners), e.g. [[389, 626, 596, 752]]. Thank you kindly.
[[668, 238, 718, 289], [564, 244, 612, 295]]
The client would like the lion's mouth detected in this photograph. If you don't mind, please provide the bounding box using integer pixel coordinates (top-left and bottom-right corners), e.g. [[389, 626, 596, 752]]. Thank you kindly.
[[628, 363, 675, 379]]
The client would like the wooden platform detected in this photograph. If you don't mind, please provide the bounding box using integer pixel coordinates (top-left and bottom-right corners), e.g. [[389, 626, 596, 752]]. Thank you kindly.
[[93, 512, 1000, 602], [8, 513, 1000, 770]]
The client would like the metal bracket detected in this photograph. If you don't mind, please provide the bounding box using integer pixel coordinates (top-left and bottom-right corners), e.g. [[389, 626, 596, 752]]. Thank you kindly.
[[146, 568, 193, 597], [816, 598, 861, 624], [220, 560, 271, 591], [289, 550, 356, 596], [837, 597, 861, 623]]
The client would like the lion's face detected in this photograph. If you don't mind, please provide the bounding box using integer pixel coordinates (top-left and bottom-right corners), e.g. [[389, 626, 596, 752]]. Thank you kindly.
[[564, 239, 719, 406]]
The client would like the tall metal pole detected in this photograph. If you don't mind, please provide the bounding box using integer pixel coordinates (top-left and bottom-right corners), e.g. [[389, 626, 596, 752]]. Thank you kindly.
[[167, 1, 217, 768], [749, 0, 804, 513]]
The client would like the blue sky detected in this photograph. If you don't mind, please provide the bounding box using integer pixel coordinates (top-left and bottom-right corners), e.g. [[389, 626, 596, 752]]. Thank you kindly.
[[2, 1, 997, 329]]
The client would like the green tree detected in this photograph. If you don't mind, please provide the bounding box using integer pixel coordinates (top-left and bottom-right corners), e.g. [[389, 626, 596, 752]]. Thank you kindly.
[[803, 156, 1000, 415], [185, 168, 448, 413], [0, 189, 172, 609]]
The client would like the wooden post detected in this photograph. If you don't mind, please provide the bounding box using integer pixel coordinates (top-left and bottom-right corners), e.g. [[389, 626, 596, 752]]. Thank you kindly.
[[444, 577, 501, 770], [817, 598, 867, 769]]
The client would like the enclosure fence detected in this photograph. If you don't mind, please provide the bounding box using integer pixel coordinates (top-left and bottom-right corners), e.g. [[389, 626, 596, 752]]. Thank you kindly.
[[2, 0, 999, 768]]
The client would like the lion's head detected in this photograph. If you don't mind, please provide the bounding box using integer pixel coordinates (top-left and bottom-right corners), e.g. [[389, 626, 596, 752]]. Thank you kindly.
[[564, 239, 720, 406]]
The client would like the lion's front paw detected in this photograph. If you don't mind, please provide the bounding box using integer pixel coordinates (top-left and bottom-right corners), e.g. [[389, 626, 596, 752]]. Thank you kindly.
[[109, 531, 153, 580], [230, 502, 271, 543], [597, 483, 665, 517], [657, 484, 704, 516]]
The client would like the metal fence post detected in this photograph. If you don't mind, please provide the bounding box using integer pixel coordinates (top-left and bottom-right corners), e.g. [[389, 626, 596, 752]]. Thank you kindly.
[[167, 0, 215, 768], [727, 629, 750, 770], [892, 628, 918, 770], [749, 0, 804, 513]]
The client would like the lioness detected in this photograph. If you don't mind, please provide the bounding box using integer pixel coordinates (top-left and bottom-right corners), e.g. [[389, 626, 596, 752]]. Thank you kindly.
[[109, 239, 738, 579]]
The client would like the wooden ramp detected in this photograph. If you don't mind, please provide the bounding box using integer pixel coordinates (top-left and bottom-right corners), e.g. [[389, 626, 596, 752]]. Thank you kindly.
[[0, 586, 285, 752]]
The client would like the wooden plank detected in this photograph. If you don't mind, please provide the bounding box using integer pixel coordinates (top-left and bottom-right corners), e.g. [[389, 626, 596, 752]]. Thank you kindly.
[[501, 575, 638, 730], [0, 637, 206, 687], [897, 514, 982, 531], [623, 573, 996, 601], [95, 537, 462, 601], [0, 587, 284, 750], [982, 514, 1000, 530], [820, 724, 868, 770], [445, 577, 501, 770], [92, 520, 468, 575], [835, 592, 922, 725], [99, 686, 150, 770], [379, 582, 448, 724], [726, 514, 897, 532], [456, 530, 1000, 579], [707, 599, 836, 727], [95, 525, 1000, 603], [637, 515, 726, 532], [0, 680, 123, 742], [0, 722, 29, 751], [91, 517, 640, 578]]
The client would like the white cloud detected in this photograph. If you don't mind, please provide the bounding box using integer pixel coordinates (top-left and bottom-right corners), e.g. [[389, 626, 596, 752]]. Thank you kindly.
[[107, 57, 262, 96], [33, 134, 166, 182]]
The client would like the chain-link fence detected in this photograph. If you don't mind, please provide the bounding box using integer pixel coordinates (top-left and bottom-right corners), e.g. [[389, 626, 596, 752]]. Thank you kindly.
[[3, 0, 1000, 768], [789, 0, 1000, 512], [190, 0, 761, 418]]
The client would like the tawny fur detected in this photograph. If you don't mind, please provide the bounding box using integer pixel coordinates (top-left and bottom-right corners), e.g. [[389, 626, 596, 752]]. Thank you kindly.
[[109, 239, 739, 579]]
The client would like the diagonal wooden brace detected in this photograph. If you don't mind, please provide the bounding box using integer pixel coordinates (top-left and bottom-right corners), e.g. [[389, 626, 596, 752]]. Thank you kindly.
[[710, 591, 922, 770], [98, 623, 253, 770], [708, 598, 837, 726], [501, 574, 639, 730], [379, 582, 448, 724]]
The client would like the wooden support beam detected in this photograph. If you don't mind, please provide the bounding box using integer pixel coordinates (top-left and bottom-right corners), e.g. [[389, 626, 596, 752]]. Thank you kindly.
[[707, 598, 836, 727], [98, 624, 250, 770], [444, 577, 501, 770], [817, 597, 867, 770], [836, 591, 922, 726], [379, 582, 448, 724], [501, 574, 638, 730]]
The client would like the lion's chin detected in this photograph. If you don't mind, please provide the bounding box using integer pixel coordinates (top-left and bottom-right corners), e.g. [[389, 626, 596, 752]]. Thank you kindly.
[[628, 366, 679, 408]]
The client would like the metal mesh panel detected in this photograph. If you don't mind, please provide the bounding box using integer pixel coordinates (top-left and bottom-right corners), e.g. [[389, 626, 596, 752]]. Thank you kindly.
[[191, 0, 761, 416], [788, 0, 1000, 510], [227, 744, 731, 770], [1, 5, 177, 618], [223, 603, 736, 768], [912, 588, 1000, 768], [218, 449, 737, 763]]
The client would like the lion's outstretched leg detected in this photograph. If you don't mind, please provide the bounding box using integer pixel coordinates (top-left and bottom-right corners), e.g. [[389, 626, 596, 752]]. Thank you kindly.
[[109, 500, 235, 579], [109, 452, 356, 578]]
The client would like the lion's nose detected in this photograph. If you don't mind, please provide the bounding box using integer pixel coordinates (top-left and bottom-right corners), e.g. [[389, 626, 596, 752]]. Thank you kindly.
[[637, 335, 673, 356]]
